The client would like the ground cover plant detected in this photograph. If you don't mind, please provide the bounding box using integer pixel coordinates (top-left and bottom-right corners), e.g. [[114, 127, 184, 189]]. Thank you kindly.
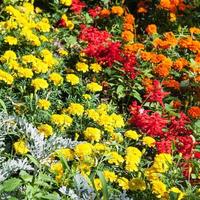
[[0, 0, 200, 199]]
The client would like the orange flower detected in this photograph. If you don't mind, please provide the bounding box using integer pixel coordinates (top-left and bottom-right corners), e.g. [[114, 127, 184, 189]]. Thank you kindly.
[[153, 58, 172, 77], [150, 54, 166, 64], [162, 80, 180, 90], [123, 23, 134, 31], [190, 27, 200, 35], [111, 6, 124, 16], [173, 58, 188, 71], [195, 53, 200, 63], [178, 37, 200, 52], [153, 38, 171, 49], [142, 78, 153, 91], [122, 31, 134, 42], [124, 14, 135, 24], [146, 24, 157, 35], [172, 100, 182, 109], [164, 32, 177, 46], [188, 106, 200, 119], [140, 51, 152, 62], [125, 43, 144, 53], [137, 7, 148, 13], [170, 12, 176, 22], [99, 9, 110, 18]]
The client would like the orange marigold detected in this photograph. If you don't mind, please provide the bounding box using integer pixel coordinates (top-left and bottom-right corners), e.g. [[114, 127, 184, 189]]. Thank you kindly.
[[111, 6, 124, 16], [146, 24, 157, 35], [172, 100, 182, 109], [150, 54, 166, 64], [162, 80, 180, 90], [154, 58, 172, 77], [190, 27, 200, 35], [122, 31, 134, 42], [123, 23, 134, 31], [173, 58, 188, 71], [124, 14, 135, 24], [125, 43, 144, 53], [188, 106, 200, 119], [140, 51, 152, 62], [99, 9, 110, 18]]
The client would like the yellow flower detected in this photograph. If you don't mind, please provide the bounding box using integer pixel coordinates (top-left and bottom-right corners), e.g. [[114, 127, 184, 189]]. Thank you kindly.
[[83, 127, 102, 142], [125, 147, 142, 172], [51, 114, 73, 127], [40, 35, 48, 42], [13, 139, 29, 155], [152, 153, 172, 173], [86, 109, 99, 121], [142, 136, 156, 147], [0, 69, 14, 85], [76, 62, 89, 73], [36, 18, 50, 32], [67, 103, 84, 116], [74, 143, 93, 158], [82, 94, 91, 100], [90, 63, 102, 73], [58, 49, 69, 56], [37, 124, 53, 138], [169, 187, 185, 200], [103, 170, 117, 183], [49, 73, 63, 86], [0, 50, 17, 62], [125, 130, 139, 140], [60, 0, 72, 6], [86, 82, 102, 92], [31, 78, 48, 91], [55, 148, 74, 160], [118, 177, 129, 190], [151, 180, 167, 198], [50, 161, 63, 179], [94, 178, 102, 191], [110, 113, 125, 128], [129, 178, 146, 191], [107, 152, 124, 165], [93, 143, 108, 153], [4, 36, 17, 45], [37, 99, 51, 110], [67, 20, 74, 30], [66, 74, 79, 85], [17, 67, 33, 78]]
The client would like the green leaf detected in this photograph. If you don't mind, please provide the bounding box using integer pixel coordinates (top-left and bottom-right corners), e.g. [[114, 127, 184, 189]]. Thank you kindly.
[[97, 171, 109, 200], [0, 99, 7, 113], [131, 90, 142, 102], [27, 154, 40, 167], [116, 85, 125, 98], [9, 197, 18, 200], [42, 193, 60, 200], [2, 178, 22, 192], [169, 191, 179, 200], [20, 170, 33, 183]]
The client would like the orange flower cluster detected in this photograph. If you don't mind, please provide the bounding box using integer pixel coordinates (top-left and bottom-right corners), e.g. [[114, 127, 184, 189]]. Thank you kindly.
[[187, 106, 200, 119], [137, 1, 148, 13], [162, 79, 180, 90], [124, 43, 144, 54], [153, 32, 177, 49], [146, 24, 157, 35], [99, 9, 110, 18], [140, 51, 166, 63], [122, 14, 135, 42], [173, 58, 188, 71], [159, 0, 187, 12], [99, 6, 124, 18], [190, 27, 200, 35], [142, 78, 153, 92], [153, 58, 173, 77], [178, 37, 200, 52]]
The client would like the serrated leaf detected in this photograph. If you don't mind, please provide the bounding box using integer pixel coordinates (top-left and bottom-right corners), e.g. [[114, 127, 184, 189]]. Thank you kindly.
[[3, 178, 22, 192], [131, 90, 142, 102], [20, 170, 33, 183]]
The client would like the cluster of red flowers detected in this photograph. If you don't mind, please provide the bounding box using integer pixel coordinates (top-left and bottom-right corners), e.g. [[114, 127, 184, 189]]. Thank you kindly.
[[71, 0, 86, 14]]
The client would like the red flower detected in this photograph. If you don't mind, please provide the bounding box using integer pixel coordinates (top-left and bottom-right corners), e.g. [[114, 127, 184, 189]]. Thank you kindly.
[[144, 80, 170, 107], [71, 0, 86, 14], [156, 139, 172, 153], [88, 6, 101, 18], [56, 18, 67, 28]]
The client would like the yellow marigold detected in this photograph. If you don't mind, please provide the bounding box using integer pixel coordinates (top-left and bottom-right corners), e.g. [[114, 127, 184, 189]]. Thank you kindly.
[[58, 49, 69, 56], [32, 60, 48, 74], [121, 31, 134, 42], [76, 62, 89, 73], [169, 187, 185, 200], [93, 143, 108, 153], [86, 109, 99, 121], [86, 82, 102, 92], [4, 36, 17, 45], [31, 78, 48, 91], [51, 114, 73, 127], [82, 94, 91, 100], [111, 6, 124, 16], [60, 0, 72, 6], [40, 35, 48, 42], [151, 180, 167, 198], [110, 113, 125, 128], [152, 153, 172, 173], [36, 18, 50, 32], [83, 127, 102, 142], [37, 99, 51, 110], [129, 178, 146, 191], [49, 73, 63, 86], [103, 170, 117, 183], [0, 50, 17, 62], [118, 177, 129, 190], [142, 136, 156, 147], [94, 178, 102, 191], [67, 103, 84, 116], [125, 147, 142, 172], [67, 20, 74, 30], [55, 148, 74, 160], [66, 74, 79, 85], [107, 152, 124, 165], [124, 130, 139, 140], [90, 63, 102, 73], [37, 124, 53, 138], [17, 67, 33, 78], [50, 161, 63, 182], [0, 69, 14, 85], [74, 143, 93, 158], [7, 60, 19, 70], [13, 139, 29, 155]]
